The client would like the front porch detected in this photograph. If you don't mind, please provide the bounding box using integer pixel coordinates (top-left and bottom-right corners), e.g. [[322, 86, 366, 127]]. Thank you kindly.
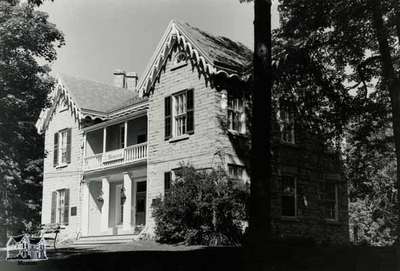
[[80, 171, 147, 237]]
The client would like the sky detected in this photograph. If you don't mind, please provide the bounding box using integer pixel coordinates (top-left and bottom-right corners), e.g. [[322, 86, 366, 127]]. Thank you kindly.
[[40, 0, 279, 85]]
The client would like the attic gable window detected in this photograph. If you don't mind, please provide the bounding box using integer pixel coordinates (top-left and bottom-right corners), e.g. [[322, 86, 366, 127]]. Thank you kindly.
[[171, 52, 188, 70], [58, 99, 68, 112], [278, 108, 295, 144], [227, 94, 246, 134]]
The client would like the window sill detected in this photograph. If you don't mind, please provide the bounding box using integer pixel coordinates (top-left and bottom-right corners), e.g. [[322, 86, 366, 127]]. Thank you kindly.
[[279, 141, 298, 148], [55, 164, 68, 169], [325, 219, 340, 225], [227, 129, 248, 137], [170, 62, 188, 71], [168, 134, 190, 143], [280, 216, 300, 222]]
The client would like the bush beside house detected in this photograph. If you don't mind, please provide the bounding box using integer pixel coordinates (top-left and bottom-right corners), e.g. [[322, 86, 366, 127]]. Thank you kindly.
[[152, 166, 249, 246]]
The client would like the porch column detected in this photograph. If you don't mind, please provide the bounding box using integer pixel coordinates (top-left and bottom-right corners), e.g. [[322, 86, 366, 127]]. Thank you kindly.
[[102, 127, 107, 154], [101, 177, 110, 233], [124, 121, 128, 149], [123, 172, 132, 230], [81, 181, 89, 236]]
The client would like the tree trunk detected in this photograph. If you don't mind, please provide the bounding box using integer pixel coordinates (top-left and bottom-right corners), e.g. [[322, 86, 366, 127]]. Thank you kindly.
[[370, 0, 400, 242], [247, 0, 272, 269]]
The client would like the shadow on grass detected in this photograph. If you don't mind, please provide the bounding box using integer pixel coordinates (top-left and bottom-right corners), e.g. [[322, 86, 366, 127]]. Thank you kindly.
[[0, 244, 397, 271]]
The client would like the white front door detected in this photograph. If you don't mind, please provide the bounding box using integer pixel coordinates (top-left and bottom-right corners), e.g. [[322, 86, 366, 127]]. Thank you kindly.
[[115, 184, 123, 226]]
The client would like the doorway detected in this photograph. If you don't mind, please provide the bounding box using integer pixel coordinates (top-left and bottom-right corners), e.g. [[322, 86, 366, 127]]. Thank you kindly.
[[135, 181, 146, 226]]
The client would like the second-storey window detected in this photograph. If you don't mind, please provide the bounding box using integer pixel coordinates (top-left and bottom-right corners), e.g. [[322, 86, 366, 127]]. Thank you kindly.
[[279, 109, 295, 144], [54, 128, 72, 167], [165, 89, 194, 140], [174, 91, 187, 136], [227, 94, 245, 133], [281, 176, 297, 217]]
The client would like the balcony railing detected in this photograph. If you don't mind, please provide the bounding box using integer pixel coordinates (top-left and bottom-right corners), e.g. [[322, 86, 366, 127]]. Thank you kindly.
[[84, 142, 147, 171]]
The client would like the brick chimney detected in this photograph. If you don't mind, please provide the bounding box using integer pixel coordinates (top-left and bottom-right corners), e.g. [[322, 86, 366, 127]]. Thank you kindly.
[[125, 72, 138, 90], [113, 69, 126, 88]]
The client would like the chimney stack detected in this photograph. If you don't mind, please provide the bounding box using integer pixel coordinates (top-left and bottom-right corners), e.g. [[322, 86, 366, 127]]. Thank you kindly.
[[113, 69, 126, 88], [125, 72, 138, 90]]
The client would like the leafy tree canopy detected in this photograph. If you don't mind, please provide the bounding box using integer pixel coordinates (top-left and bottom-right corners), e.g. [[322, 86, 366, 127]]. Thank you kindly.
[[0, 0, 64, 245]]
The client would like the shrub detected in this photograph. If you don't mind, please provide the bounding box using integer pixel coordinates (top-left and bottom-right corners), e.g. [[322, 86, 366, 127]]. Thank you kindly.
[[152, 165, 249, 246]]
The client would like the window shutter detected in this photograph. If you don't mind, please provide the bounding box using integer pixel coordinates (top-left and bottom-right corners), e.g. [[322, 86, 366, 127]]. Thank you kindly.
[[186, 89, 194, 134], [63, 189, 70, 225], [164, 171, 171, 191], [66, 128, 72, 163], [53, 133, 59, 167], [165, 96, 172, 140], [51, 191, 57, 223]]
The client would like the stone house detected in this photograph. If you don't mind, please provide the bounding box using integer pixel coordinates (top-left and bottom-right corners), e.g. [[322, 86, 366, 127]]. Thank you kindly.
[[35, 20, 348, 244]]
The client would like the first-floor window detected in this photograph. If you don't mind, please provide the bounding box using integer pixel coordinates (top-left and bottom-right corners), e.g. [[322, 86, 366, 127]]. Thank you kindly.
[[164, 171, 172, 193], [51, 189, 69, 225], [281, 176, 296, 217], [228, 164, 244, 181], [322, 182, 338, 220]]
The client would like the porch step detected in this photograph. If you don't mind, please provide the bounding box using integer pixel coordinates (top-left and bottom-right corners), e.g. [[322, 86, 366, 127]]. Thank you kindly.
[[73, 234, 137, 247]]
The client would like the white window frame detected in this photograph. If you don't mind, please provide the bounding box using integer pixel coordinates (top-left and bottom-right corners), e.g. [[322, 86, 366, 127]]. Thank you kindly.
[[278, 109, 295, 144], [58, 130, 68, 166], [172, 91, 188, 137], [58, 99, 68, 112], [227, 94, 246, 134], [281, 176, 297, 218], [228, 164, 245, 181], [56, 189, 66, 225]]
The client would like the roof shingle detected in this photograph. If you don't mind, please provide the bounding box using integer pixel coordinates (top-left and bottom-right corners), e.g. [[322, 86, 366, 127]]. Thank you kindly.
[[174, 21, 252, 72], [59, 74, 144, 114]]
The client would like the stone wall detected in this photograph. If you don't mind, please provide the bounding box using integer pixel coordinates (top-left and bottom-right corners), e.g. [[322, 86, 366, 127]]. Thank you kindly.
[[42, 97, 83, 241], [146, 48, 221, 226]]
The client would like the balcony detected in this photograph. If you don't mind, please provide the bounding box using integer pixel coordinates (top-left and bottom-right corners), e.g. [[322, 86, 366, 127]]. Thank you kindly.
[[84, 115, 147, 172]]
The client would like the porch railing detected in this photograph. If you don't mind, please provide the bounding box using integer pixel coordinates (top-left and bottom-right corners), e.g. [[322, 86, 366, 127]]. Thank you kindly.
[[84, 142, 147, 171]]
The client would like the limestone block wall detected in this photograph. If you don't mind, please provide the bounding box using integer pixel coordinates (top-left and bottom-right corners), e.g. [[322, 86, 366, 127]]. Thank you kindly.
[[42, 98, 83, 241], [146, 50, 220, 226]]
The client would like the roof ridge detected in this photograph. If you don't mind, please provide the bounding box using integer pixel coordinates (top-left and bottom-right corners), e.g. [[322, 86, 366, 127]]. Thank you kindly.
[[58, 73, 134, 93]]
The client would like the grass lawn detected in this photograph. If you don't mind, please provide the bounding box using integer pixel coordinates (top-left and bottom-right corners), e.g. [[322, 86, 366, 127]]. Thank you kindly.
[[0, 241, 397, 271]]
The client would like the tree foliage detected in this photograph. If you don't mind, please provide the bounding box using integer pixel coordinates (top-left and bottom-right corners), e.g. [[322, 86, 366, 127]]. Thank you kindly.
[[277, 0, 400, 245], [0, 0, 64, 245], [152, 166, 249, 246]]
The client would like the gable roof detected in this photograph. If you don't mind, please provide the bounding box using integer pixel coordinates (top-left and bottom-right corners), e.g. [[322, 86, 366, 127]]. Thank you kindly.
[[59, 74, 143, 114], [137, 20, 252, 96], [35, 74, 147, 134]]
